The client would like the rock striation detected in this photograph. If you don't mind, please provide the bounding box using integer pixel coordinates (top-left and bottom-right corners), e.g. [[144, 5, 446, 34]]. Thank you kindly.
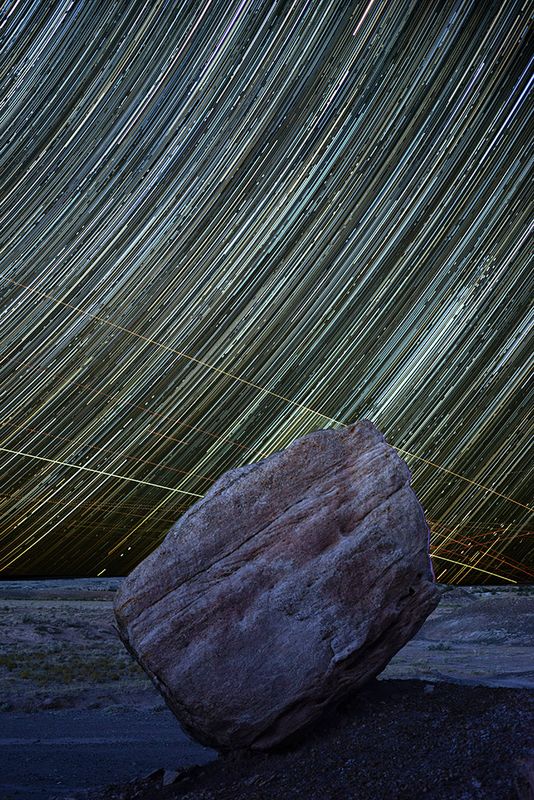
[[114, 420, 440, 750]]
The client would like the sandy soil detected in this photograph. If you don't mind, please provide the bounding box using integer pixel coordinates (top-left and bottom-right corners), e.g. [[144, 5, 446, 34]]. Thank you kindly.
[[0, 580, 532, 799], [380, 583, 534, 689]]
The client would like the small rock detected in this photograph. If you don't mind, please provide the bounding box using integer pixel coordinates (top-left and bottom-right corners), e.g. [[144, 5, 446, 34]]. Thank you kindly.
[[162, 769, 181, 786], [133, 767, 164, 784], [424, 684, 435, 694], [243, 774, 262, 786]]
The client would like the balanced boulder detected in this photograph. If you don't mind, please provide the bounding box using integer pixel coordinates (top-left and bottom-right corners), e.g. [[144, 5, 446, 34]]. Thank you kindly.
[[114, 420, 439, 750]]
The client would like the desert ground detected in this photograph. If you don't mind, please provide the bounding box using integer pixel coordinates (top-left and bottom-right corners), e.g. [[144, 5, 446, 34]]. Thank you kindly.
[[0, 580, 532, 799]]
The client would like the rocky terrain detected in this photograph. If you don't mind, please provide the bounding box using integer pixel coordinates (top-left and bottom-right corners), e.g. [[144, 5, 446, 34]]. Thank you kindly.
[[86, 677, 534, 800], [0, 580, 532, 799]]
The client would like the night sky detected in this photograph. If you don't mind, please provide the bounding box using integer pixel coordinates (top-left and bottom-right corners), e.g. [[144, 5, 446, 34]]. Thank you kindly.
[[0, 0, 532, 583]]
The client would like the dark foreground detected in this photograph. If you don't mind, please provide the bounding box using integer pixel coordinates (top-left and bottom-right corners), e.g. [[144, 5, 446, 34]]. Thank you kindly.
[[84, 678, 534, 800], [1, 581, 532, 800], [0, 709, 215, 800]]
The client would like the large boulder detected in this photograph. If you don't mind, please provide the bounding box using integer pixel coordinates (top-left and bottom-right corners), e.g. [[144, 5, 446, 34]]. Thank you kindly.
[[114, 420, 439, 750]]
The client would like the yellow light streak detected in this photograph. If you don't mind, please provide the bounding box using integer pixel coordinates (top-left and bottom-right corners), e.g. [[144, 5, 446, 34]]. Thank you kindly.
[[0, 446, 203, 497], [3, 275, 531, 514], [430, 554, 517, 583]]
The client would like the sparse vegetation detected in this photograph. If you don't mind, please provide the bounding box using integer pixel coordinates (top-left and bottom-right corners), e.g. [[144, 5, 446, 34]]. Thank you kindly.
[[0, 580, 530, 717], [0, 650, 142, 685]]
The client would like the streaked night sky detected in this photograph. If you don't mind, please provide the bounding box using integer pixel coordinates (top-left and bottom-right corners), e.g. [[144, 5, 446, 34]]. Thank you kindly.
[[0, 0, 532, 583]]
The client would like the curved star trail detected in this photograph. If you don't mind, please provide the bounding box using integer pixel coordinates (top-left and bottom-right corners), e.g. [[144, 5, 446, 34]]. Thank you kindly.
[[0, 0, 532, 582]]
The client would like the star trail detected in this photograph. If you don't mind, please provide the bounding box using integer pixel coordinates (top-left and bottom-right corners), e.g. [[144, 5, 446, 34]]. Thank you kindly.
[[0, 0, 532, 582]]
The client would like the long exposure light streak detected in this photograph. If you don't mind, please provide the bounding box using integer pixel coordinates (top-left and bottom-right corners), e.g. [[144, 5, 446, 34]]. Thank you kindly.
[[429, 555, 517, 584], [0, 446, 203, 496], [0, 0, 531, 581], [3, 273, 532, 512]]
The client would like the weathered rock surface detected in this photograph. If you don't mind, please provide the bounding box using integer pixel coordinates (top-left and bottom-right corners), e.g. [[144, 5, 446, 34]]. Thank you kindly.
[[114, 420, 439, 750]]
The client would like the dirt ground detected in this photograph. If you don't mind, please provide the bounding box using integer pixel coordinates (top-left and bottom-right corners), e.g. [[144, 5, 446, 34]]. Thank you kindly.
[[0, 579, 161, 715], [1, 580, 533, 799], [86, 678, 534, 800]]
